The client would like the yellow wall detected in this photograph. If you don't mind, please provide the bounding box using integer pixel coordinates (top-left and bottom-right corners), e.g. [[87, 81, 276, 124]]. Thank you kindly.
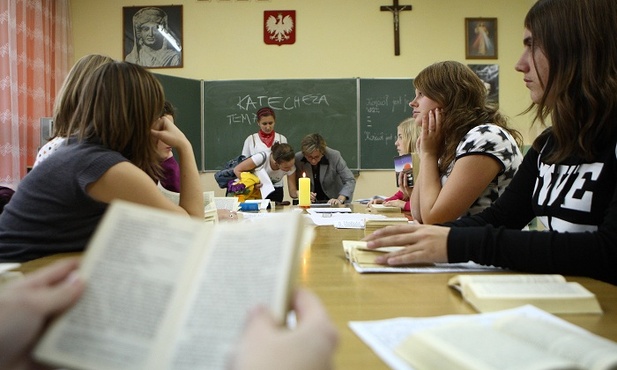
[[71, 0, 540, 200]]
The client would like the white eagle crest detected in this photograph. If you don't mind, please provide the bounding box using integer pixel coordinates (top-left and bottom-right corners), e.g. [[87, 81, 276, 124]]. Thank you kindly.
[[266, 13, 294, 43]]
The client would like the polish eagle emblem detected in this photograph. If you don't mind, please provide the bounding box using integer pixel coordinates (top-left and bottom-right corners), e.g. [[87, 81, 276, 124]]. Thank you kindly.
[[264, 11, 296, 45]]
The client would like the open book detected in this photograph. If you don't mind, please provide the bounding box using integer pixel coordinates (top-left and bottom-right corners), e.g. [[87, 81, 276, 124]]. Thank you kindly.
[[395, 309, 617, 370], [157, 183, 217, 223], [449, 274, 602, 314], [349, 305, 617, 370], [34, 200, 304, 370], [213, 196, 239, 211]]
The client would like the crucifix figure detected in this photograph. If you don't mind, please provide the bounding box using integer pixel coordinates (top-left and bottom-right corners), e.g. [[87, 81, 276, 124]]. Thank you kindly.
[[380, 0, 412, 56]]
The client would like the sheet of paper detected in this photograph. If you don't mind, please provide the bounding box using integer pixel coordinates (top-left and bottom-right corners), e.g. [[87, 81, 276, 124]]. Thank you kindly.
[[348, 305, 586, 370], [254, 168, 275, 198], [306, 208, 352, 214], [352, 261, 503, 274], [305, 212, 386, 226]]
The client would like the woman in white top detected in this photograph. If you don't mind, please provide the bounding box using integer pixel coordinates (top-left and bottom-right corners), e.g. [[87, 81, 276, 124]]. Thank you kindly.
[[234, 142, 298, 203], [241, 107, 287, 157]]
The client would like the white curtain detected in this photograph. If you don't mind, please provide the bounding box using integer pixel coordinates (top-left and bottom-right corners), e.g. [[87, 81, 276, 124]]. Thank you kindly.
[[0, 0, 72, 189]]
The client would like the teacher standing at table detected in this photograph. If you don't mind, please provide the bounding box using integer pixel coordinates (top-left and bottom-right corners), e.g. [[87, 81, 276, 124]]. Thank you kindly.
[[295, 133, 355, 205], [241, 107, 287, 157]]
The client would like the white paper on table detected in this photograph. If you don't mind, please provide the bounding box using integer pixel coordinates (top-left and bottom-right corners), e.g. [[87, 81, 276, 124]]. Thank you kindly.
[[352, 261, 503, 274], [306, 208, 352, 214], [305, 212, 386, 226]]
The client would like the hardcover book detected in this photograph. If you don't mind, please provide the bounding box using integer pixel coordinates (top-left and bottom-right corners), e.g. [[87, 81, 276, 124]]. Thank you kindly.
[[35, 200, 305, 370]]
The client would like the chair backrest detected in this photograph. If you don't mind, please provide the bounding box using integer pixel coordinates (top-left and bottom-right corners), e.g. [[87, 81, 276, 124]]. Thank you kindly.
[[0, 186, 15, 214]]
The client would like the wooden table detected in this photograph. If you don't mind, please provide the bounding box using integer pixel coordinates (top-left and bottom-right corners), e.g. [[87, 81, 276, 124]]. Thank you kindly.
[[299, 223, 617, 369], [16, 208, 617, 369]]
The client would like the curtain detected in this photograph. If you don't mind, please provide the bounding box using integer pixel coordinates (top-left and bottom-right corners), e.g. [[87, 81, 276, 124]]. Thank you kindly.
[[0, 0, 72, 189]]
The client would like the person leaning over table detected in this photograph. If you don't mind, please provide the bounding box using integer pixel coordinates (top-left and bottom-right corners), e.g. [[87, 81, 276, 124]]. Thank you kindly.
[[0, 62, 204, 262], [295, 133, 355, 205], [0, 258, 338, 370], [364, 0, 617, 286], [233, 142, 299, 203]]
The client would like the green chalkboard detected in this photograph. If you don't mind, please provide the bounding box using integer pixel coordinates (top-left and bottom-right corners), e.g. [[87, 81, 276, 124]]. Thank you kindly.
[[154, 74, 203, 169], [203, 79, 357, 170], [359, 78, 414, 169]]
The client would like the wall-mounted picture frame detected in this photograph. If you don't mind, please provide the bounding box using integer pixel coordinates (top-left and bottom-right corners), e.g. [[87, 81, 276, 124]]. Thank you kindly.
[[465, 18, 497, 59], [123, 5, 183, 68], [468, 64, 499, 105]]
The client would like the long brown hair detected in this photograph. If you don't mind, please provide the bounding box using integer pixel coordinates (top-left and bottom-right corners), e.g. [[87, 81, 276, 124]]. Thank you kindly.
[[68, 62, 165, 179], [52, 54, 114, 137], [414, 61, 522, 174], [525, 0, 617, 163]]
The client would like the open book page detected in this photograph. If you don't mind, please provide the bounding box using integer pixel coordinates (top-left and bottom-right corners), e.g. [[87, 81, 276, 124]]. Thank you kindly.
[[395, 311, 617, 370], [449, 274, 602, 314], [395, 320, 578, 370], [150, 211, 304, 370], [158, 183, 212, 220], [348, 305, 597, 370], [214, 196, 239, 211], [494, 315, 617, 369], [342, 240, 503, 274], [35, 201, 211, 370], [448, 274, 566, 292]]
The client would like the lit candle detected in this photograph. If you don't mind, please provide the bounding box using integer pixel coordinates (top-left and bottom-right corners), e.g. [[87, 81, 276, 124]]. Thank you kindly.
[[299, 172, 311, 207]]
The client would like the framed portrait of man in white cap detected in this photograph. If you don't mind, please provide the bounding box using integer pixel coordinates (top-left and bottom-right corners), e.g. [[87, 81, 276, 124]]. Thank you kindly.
[[123, 5, 183, 68]]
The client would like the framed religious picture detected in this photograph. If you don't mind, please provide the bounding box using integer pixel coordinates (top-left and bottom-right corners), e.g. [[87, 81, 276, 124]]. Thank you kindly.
[[123, 5, 183, 68], [465, 18, 498, 59], [468, 64, 499, 105]]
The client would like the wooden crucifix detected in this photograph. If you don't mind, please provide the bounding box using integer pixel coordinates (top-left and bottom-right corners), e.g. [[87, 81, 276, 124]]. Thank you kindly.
[[380, 0, 412, 56]]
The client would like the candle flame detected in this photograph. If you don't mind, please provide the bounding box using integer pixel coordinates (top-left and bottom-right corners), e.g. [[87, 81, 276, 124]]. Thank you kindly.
[[302, 172, 306, 178]]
